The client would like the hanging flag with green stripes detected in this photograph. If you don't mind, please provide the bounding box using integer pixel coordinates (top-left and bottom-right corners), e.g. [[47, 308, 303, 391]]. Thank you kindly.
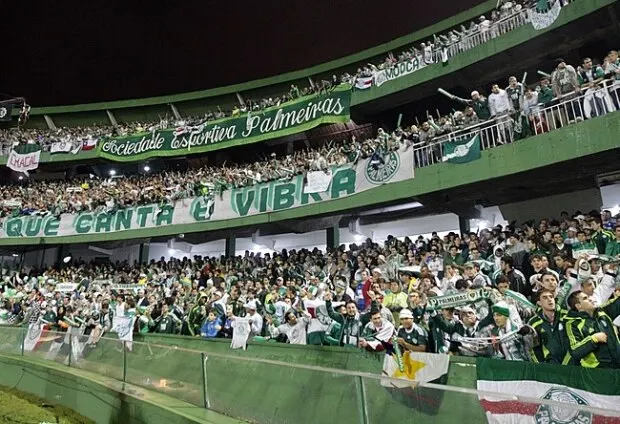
[[441, 134, 481, 164]]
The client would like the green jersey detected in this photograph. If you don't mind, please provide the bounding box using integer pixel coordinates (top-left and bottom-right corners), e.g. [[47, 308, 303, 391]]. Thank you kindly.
[[397, 324, 428, 349]]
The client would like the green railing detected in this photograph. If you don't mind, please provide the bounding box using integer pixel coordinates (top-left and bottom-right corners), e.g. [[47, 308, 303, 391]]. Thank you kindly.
[[0, 326, 613, 424]]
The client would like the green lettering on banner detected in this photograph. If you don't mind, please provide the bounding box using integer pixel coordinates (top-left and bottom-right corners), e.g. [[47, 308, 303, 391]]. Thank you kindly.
[[136, 206, 154, 227], [273, 183, 295, 210], [95, 213, 113, 233], [75, 214, 92, 234], [0, 149, 413, 239], [97, 86, 352, 162], [300, 192, 322, 205], [24, 217, 42, 237], [331, 168, 356, 198], [234, 191, 255, 217], [6, 219, 22, 237], [190, 197, 215, 221], [156, 206, 174, 226], [259, 186, 270, 213], [43, 218, 60, 236], [115, 209, 133, 231]]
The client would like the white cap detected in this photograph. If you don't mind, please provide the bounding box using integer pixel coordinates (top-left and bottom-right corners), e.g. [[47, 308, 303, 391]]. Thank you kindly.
[[399, 309, 413, 319], [471, 90, 479, 97], [244, 300, 258, 310]]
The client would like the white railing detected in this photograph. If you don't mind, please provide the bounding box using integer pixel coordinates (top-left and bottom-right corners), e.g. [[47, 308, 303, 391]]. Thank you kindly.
[[413, 78, 620, 168], [442, 10, 529, 61]]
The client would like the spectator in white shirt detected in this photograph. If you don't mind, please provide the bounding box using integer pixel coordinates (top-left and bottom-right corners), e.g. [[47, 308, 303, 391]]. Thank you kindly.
[[488, 84, 514, 117]]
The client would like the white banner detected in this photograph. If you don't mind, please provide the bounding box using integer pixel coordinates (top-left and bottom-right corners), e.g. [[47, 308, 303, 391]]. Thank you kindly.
[[50, 141, 73, 154], [529, 0, 562, 30], [112, 315, 136, 342], [374, 57, 423, 87], [304, 170, 333, 194], [55, 283, 78, 292], [110, 284, 141, 291], [355, 76, 373, 90], [24, 322, 44, 351], [231, 317, 251, 350], [0, 148, 413, 238], [6, 149, 40, 173]]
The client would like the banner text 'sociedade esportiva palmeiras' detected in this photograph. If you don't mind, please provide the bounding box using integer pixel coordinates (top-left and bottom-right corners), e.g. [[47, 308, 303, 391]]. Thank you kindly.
[[97, 85, 352, 162], [0, 148, 413, 239]]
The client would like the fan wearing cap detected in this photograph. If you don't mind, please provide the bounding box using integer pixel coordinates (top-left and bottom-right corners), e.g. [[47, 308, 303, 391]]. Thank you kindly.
[[333, 276, 355, 303], [430, 305, 493, 350], [395, 308, 427, 352], [463, 262, 491, 288], [453, 89, 491, 120], [241, 299, 263, 338], [477, 301, 533, 361]]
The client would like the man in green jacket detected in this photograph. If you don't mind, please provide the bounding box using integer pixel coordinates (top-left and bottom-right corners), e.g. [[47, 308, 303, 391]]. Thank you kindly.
[[528, 289, 572, 365], [589, 217, 615, 254], [565, 291, 620, 368], [605, 225, 620, 257], [325, 291, 376, 347]]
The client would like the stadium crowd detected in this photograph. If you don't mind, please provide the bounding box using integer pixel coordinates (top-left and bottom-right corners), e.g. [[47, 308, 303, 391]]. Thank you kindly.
[[0, 132, 401, 218], [2, 43, 619, 219], [2, 210, 620, 368], [0, 0, 541, 155]]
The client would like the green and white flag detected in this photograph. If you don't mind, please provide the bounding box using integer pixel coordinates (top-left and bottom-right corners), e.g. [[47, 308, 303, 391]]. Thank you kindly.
[[477, 358, 620, 423], [442, 134, 481, 164], [529, 0, 562, 30]]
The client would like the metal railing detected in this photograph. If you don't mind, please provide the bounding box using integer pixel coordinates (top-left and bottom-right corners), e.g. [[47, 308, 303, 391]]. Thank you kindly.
[[1, 325, 618, 424], [413, 78, 620, 168]]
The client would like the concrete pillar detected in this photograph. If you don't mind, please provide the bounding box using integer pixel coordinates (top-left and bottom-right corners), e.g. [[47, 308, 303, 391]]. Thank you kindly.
[[169, 103, 182, 120], [236, 93, 245, 106], [106, 110, 118, 127], [43, 115, 57, 130], [326, 225, 340, 250], [458, 216, 471, 236], [139, 242, 150, 265], [225, 235, 236, 258]]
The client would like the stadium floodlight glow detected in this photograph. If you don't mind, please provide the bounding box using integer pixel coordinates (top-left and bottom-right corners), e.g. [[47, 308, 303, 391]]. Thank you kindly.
[[18, 175, 23, 180], [109, 169, 116, 176], [143, 165, 151, 172]]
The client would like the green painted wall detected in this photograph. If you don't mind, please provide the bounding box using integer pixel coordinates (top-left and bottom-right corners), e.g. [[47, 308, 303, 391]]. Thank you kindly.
[[107, 334, 484, 424], [1, 111, 617, 246], [0, 354, 243, 424]]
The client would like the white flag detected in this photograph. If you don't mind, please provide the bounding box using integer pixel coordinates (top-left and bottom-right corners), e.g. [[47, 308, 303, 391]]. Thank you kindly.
[[230, 317, 251, 350]]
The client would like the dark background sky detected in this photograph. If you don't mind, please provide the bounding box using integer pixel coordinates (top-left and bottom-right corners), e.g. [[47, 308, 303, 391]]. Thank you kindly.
[[2, 0, 486, 106]]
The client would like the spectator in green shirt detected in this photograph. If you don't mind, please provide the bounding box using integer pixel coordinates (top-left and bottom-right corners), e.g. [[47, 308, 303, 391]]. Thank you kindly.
[[605, 225, 620, 258]]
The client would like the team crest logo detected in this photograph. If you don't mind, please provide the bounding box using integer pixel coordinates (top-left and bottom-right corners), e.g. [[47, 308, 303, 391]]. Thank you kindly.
[[0, 107, 7, 119], [365, 151, 400, 185], [534, 388, 592, 424]]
